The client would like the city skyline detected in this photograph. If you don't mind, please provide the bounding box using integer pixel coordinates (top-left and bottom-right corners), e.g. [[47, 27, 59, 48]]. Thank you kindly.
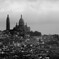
[[0, 0, 59, 34]]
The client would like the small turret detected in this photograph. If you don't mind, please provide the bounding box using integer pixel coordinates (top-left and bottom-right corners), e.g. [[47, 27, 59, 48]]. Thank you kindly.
[[21, 14, 22, 19], [16, 23, 18, 27]]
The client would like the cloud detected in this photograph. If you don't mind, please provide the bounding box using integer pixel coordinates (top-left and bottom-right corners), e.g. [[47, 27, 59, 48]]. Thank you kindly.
[[0, 0, 59, 14], [27, 0, 59, 13], [0, 0, 59, 34]]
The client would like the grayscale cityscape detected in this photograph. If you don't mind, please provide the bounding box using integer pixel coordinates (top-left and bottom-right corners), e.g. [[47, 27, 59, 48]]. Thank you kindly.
[[0, 0, 59, 59]]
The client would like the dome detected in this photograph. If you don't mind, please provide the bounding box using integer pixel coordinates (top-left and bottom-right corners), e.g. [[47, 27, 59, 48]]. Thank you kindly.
[[19, 15, 24, 26]]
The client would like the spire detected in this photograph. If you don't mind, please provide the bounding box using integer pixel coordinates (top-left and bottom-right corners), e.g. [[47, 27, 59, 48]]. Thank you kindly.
[[6, 14, 10, 30], [16, 23, 18, 27], [7, 14, 9, 18], [21, 14, 22, 19]]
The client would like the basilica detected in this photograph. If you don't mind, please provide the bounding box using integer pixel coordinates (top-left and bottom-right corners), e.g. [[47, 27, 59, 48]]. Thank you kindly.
[[6, 14, 30, 37]]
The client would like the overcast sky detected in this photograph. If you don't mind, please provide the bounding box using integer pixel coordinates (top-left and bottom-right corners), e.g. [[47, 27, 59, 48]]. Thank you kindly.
[[0, 0, 59, 34]]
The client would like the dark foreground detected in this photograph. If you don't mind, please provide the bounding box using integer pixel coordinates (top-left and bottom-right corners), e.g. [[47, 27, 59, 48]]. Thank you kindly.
[[0, 51, 59, 59]]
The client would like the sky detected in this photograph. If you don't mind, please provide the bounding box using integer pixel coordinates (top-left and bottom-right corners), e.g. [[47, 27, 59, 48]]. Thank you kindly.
[[0, 0, 59, 34]]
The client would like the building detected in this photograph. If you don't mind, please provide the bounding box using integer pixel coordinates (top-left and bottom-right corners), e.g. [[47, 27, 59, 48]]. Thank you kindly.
[[13, 15, 30, 36], [6, 15, 10, 31], [6, 14, 30, 37]]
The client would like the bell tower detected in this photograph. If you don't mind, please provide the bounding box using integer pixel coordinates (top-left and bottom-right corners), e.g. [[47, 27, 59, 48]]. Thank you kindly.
[[6, 14, 10, 30]]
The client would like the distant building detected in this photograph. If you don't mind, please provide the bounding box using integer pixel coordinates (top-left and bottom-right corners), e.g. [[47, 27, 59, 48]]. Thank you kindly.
[[6, 14, 30, 37], [13, 15, 30, 36], [6, 15, 10, 31]]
